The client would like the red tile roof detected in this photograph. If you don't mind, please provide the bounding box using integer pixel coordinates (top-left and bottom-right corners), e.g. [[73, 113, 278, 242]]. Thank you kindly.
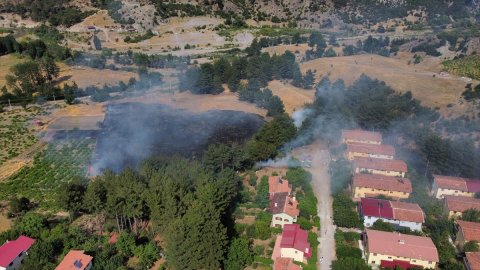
[[0, 236, 35, 268], [274, 258, 302, 270], [269, 176, 292, 195], [465, 252, 480, 270], [353, 173, 412, 193], [434, 175, 480, 193], [354, 157, 408, 173], [55, 250, 93, 270], [347, 143, 396, 157], [366, 229, 439, 262], [360, 198, 424, 223], [342, 129, 382, 143], [390, 201, 425, 223], [444, 195, 480, 213], [380, 259, 422, 269], [280, 224, 312, 258], [360, 197, 394, 219], [457, 220, 480, 242], [270, 192, 299, 218]]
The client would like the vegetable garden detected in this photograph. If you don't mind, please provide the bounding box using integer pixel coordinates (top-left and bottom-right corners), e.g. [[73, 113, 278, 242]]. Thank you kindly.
[[0, 138, 94, 209]]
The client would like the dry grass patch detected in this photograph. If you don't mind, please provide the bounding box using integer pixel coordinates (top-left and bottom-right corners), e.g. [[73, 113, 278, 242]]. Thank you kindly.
[[301, 54, 473, 117], [0, 54, 26, 88], [266, 80, 314, 114]]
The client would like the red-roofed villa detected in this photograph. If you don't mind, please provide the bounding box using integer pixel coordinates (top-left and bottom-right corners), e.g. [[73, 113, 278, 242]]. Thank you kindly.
[[433, 175, 480, 199], [272, 224, 312, 263], [0, 236, 35, 270], [270, 192, 299, 228]]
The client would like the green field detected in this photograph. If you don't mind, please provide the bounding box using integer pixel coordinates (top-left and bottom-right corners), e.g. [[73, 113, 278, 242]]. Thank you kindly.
[[443, 55, 480, 80], [0, 138, 95, 209], [0, 107, 43, 165]]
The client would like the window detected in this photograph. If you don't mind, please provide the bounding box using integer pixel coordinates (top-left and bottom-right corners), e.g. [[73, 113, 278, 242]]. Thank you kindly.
[[372, 261, 375, 264], [412, 260, 416, 262], [388, 257, 392, 259], [275, 217, 282, 221], [284, 219, 289, 222], [373, 253, 377, 256], [429, 261, 432, 264]]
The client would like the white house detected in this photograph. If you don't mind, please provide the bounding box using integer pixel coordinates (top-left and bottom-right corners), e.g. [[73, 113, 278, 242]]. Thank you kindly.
[[359, 198, 424, 232]]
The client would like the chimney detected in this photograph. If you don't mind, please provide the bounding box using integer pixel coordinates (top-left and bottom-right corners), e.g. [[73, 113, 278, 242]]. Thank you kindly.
[[274, 203, 278, 207]]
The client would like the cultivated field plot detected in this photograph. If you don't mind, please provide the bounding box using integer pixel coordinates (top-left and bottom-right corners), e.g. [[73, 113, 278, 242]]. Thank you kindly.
[[0, 107, 43, 165], [48, 115, 104, 130], [0, 138, 95, 209]]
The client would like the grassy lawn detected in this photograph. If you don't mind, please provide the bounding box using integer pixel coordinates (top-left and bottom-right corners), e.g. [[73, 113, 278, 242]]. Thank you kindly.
[[0, 138, 95, 209]]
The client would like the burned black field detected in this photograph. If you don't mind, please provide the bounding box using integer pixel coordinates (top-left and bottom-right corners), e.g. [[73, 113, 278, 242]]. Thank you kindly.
[[91, 103, 264, 173]]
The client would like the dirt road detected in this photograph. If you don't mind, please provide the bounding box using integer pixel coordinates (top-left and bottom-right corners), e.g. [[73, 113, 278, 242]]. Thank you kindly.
[[310, 148, 335, 269], [293, 142, 335, 269]]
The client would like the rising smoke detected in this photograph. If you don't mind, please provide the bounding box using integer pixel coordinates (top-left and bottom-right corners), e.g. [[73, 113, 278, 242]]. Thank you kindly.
[[91, 103, 264, 174]]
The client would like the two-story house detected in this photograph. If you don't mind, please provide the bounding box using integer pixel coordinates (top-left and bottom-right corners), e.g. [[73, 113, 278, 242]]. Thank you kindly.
[[352, 173, 412, 200], [444, 195, 480, 219], [432, 175, 480, 199], [353, 157, 408, 178], [272, 224, 312, 263], [270, 192, 299, 228], [364, 229, 439, 269], [359, 198, 425, 232], [346, 143, 395, 160]]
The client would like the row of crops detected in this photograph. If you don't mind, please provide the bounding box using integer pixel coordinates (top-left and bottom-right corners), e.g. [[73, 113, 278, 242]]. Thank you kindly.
[[0, 138, 95, 209], [0, 106, 44, 165], [443, 55, 480, 81]]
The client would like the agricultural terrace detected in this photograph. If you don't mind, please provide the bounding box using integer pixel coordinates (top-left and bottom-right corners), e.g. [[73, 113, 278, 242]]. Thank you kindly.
[[0, 138, 94, 209], [0, 107, 43, 165]]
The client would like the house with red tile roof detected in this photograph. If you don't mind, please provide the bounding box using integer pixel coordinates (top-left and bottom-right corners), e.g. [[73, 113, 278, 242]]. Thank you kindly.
[[272, 224, 312, 263], [456, 220, 480, 248], [353, 157, 408, 178], [269, 176, 292, 196], [352, 173, 412, 200], [444, 195, 480, 219], [55, 250, 93, 270], [465, 252, 480, 270], [273, 258, 302, 270], [364, 229, 439, 269], [346, 143, 395, 160], [359, 198, 425, 232], [0, 236, 35, 270], [270, 192, 299, 228], [433, 175, 480, 199], [341, 129, 382, 145]]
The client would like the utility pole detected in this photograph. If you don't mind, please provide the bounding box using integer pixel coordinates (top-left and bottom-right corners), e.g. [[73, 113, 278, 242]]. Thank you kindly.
[[8, 99, 11, 110], [53, 94, 56, 102]]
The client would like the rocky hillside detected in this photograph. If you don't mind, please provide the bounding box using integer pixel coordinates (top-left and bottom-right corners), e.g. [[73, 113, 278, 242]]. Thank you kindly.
[[1, 0, 478, 29]]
